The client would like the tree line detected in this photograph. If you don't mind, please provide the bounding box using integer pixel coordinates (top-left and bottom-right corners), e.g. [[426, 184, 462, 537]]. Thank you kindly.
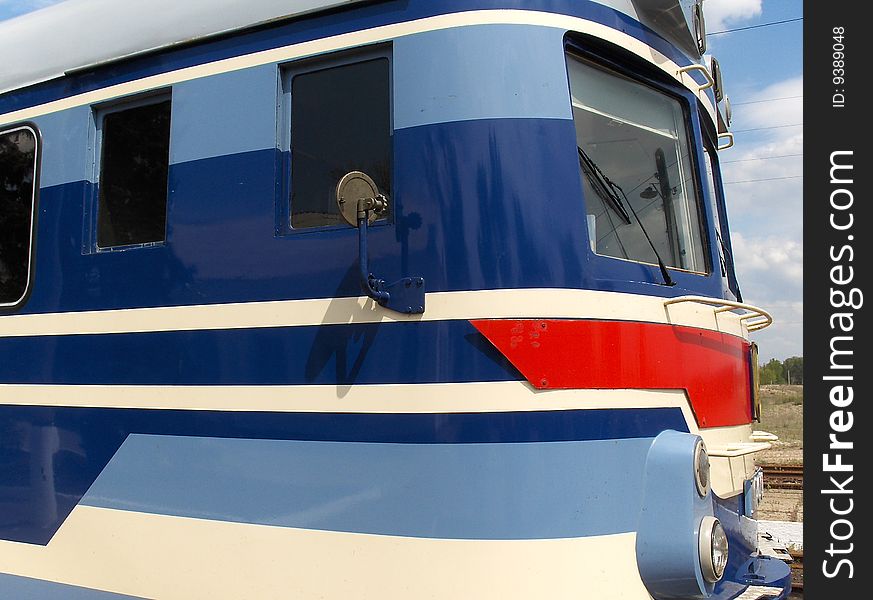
[[759, 356, 803, 385]]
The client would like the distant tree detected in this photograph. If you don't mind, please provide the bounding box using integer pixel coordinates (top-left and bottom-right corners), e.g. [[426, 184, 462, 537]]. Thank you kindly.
[[783, 356, 803, 385], [760, 358, 786, 385]]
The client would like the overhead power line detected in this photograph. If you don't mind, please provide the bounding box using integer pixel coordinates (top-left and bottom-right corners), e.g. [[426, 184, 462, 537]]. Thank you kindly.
[[731, 123, 803, 133], [731, 95, 803, 106], [723, 175, 803, 185], [722, 153, 803, 164], [709, 17, 803, 36]]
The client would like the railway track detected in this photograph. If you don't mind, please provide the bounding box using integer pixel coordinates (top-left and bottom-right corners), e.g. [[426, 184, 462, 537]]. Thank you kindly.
[[786, 549, 803, 595], [762, 464, 804, 490]]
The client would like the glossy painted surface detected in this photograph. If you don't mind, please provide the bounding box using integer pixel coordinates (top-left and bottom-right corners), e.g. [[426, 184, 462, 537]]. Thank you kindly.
[[81, 434, 655, 539], [471, 319, 754, 427], [14, 118, 723, 316], [0, 0, 705, 115], [0, 573, 144, 599], [712, 496, 792, 598], [636, 430, 715, 597], [0, 2, 758, 597], [0, 405, 686, 544], [0, 320, 519, 385]]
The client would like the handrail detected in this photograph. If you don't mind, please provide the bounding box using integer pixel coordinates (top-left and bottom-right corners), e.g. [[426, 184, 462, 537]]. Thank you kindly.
[[676, 64, 715, 94], [663, 296, 774, 332], [717, 132, 734, 151]]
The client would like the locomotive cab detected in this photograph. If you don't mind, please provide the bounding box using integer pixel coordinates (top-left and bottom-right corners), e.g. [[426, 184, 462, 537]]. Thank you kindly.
[[1, 1, 791, 598]]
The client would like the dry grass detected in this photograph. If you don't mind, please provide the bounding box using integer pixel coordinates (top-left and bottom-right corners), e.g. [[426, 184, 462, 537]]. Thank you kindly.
[[757, 385, 803, 465]]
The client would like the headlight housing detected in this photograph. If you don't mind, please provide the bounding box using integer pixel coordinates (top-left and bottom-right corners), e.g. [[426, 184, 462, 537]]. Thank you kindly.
[[699, 516, 729, 582], [693, 439, 710, 497]]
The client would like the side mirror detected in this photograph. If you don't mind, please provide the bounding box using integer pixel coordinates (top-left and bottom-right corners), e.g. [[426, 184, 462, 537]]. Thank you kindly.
[[336, 171, 425, 314], [336, 171, 388, 228]]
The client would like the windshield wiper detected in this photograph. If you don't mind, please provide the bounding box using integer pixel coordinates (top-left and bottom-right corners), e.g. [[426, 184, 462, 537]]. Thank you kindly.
[[715, 228, 744, 302], [577, 146, 676, 287], [578, 146, 631, 224]]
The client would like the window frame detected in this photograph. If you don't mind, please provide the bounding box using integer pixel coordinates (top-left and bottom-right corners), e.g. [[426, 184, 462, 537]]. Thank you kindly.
[[277, 44, 394, 236], [564, 39, 714, 279], [86, 90, 173, 253], [0, 122, 41, 312], [700, 113, 743, 301]]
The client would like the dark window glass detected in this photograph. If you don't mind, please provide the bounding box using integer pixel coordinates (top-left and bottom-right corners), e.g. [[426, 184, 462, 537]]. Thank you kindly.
[[97, 99, 171, 247], [291, 58, 391, 228], [0, 127, 37, 305]]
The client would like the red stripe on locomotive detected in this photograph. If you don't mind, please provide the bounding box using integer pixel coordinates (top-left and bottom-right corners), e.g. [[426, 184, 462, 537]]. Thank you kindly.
[[471, 319, 753, 428]]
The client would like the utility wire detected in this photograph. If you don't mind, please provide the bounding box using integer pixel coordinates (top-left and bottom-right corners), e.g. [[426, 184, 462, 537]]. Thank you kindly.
[[722, 153, 803, 164], [732, 95, 802, 106], [708, 17, 803, 36], [723, 175, 803, 185], [731, 123, 802, 133]]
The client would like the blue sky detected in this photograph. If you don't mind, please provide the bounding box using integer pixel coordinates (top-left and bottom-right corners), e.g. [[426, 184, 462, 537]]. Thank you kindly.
[[704, 0, 803, 361], [2, 0, 803, 360], [0, 0, 59, 19]]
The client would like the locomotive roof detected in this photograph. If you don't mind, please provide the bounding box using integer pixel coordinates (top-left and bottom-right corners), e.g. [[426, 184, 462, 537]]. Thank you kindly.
[[0, 0, 367, 96], [0, 0, 702, 97]]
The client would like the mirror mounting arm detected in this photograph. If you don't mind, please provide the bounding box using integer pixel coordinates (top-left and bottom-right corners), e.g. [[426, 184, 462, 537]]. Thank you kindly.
[[357, 214, 391, 304], [336, 171, 425, 315], [356, 208, 425, 315]]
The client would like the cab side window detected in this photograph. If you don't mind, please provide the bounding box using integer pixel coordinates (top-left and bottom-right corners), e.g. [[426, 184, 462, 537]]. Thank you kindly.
[[288, 56, 391, 229], [0, 125, 38, 306], [96, 97, 171, 248]]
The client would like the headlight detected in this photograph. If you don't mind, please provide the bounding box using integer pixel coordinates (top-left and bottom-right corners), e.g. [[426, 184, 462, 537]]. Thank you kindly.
[[693, 439, 710, 497], [699, 516, 729, 582]]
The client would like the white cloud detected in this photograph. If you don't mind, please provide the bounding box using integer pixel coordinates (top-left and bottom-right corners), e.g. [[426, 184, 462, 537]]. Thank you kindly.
[[732, 232, 803, 296], [731, 233, 803, 361], [719, 75, 803, 360], [704, 0, 763, 32], [737, 77, 803, 128], [749, 300, 803, 361], [722, 77, 803, 236]]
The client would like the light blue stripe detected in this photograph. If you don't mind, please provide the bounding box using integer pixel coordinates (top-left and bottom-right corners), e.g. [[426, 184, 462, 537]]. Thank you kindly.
[[170, 64, 280, 164], [394, 24, 574, 129], [32, 106, 94, 187], [0, 574, 144, 599], [82, 434, 652, 539], [32, 25, 575, 187]]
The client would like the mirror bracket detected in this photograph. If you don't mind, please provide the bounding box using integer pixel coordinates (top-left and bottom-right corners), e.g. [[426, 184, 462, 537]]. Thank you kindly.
[[337, 171, 425, 315]]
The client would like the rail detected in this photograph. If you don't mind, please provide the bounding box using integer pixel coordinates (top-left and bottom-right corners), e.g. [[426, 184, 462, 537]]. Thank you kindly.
[[717, 132, 735, 151], [676, 63, 715, 94], [663, 296, 774, 332], [761, 464, 804, 490]]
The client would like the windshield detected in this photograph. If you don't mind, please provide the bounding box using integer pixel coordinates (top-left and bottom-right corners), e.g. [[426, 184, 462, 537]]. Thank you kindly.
[[568, 54, 708, 273]]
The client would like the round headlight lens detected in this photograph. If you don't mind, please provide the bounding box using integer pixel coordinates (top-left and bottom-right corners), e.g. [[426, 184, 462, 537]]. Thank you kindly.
[[694, 439, 710, 496], [699, 516, 729, 583]]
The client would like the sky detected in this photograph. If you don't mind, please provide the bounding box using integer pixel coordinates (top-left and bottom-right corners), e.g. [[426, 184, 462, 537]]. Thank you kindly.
[[703, 0, 803, 361], [1, 0, 804, 361], [0, 0, 59, 18]]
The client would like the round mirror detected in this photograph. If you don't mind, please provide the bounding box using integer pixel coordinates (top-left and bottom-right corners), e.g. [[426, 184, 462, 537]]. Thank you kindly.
[[336, 171, 381, 227]]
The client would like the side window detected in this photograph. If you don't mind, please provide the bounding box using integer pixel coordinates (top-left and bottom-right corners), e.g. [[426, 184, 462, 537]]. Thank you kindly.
[[567, 53, 708, 273], [289, 56, 391, 229], [703, 142, 742, 300], [0, 125, 38, 307], [96, 97, 171, 248]]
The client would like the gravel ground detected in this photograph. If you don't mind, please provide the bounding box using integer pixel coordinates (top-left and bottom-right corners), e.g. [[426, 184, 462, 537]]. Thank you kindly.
[[757, 443, 803, 466], [758, 489, 803, 522]]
